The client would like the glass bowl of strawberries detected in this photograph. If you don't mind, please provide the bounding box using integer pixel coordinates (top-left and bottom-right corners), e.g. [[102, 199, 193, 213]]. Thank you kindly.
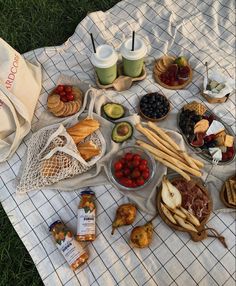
[[108, 146, 156, 191]]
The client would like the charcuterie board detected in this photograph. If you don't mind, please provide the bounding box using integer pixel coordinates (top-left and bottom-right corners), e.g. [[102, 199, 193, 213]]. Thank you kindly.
[[177, 102, 235, 165], [157, 174, 213, 242]]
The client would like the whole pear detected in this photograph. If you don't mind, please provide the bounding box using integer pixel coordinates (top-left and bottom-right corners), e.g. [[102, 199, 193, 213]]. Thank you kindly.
[[111, 204, 137, 235], [130, 218, 156, 248]]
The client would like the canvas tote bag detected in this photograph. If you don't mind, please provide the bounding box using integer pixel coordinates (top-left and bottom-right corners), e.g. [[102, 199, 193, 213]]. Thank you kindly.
[[0, 38, 42, 162]]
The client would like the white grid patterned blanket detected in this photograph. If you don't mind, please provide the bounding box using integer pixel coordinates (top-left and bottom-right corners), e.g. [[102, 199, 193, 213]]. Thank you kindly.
[[0, 0, 235, 285]]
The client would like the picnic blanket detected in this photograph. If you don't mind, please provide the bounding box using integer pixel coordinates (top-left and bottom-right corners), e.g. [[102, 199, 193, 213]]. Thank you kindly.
[[0, 0, 235, 285]]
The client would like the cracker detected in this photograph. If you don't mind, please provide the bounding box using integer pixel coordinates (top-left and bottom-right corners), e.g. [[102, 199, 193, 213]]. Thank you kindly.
[[184, 101, 207, 116], [70, 101, 79, 115], [65, 102, 76, 117], [53, 104, 67, 117], [229, 179, 236, 203], [225, 180, 236, 206], [48, 100, 64, 113], [47, 94, 61, 108]]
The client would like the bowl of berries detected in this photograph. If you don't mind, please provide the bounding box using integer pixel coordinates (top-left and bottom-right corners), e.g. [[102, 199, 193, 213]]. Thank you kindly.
[[139, 92, 170, 121], [108, 146, 156, 191]]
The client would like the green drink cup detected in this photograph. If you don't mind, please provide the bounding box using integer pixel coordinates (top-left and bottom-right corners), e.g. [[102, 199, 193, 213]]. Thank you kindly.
[[121, 37, 147, 78], [91, 45, 118, 85]]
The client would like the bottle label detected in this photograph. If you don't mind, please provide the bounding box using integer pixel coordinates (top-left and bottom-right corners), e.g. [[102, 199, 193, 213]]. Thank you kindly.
[[77, 208, 95, 236], [57, 233, 85, 266]]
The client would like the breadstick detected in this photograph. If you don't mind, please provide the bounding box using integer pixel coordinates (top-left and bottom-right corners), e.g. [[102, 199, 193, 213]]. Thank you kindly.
[[137, 140, 201, 177], [145, 127, 200, 169], [136, 124, 188, 165], [147, 121, 203, 168], [148, 153, 190, 181], [155, 156, 191, 181], [147, 128, 201, 170]]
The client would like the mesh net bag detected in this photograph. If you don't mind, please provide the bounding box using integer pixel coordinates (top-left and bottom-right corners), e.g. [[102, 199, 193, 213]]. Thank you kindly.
[[17, 120, 105, 193]]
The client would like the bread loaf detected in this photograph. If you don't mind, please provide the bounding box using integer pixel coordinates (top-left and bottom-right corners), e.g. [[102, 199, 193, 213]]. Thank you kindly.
[[66, 118, 100, 144]]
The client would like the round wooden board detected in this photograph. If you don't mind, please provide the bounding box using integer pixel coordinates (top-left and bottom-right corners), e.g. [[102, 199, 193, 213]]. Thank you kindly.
[[153, 57, 193, 90], [139, 92, 171, 122], [157, 175, 213, 242], [220, 175, 236, 209]]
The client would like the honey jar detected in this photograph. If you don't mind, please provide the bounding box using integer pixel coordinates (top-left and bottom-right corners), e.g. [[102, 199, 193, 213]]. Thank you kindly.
[[49, 220, 89, 271], [76, 190, 96, 241]]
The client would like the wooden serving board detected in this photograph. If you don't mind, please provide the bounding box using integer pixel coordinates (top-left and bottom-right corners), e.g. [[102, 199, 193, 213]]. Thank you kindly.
[[153, 57, 193, 90], [220, 175, 236, 209], [157, 175, 213, 242], [95, 64, 147, 91]]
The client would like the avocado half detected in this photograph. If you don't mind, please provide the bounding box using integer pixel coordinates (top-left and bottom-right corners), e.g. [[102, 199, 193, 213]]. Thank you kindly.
[[103, 103, 125, 120], [112, 122, 133, 143]]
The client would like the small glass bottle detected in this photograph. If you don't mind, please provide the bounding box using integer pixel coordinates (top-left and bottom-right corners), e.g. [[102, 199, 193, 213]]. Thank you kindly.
[[76, 190, 96, 241], [49, 220, 89, 271]]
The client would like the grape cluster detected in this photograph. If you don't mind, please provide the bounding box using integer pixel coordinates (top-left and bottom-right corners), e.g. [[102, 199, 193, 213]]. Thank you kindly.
[[179, 109, 202, 141]]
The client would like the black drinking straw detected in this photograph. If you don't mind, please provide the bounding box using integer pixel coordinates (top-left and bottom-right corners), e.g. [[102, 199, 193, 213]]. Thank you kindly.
[[131, 31, 135, 51], [90, 33, 96, 53]]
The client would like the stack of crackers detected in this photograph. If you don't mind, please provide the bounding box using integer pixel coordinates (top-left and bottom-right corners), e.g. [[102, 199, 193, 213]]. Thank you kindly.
[[47, 87, 83, 117], [183, 101, 207, 116], [222, 176, 236, 208]]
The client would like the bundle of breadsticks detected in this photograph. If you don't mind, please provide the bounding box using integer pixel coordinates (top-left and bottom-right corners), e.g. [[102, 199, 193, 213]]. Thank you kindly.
[[135, 122, 204, 181]]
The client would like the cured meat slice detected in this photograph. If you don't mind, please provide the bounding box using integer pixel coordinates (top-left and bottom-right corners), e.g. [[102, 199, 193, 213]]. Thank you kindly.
[[172, 178, 210, 221]]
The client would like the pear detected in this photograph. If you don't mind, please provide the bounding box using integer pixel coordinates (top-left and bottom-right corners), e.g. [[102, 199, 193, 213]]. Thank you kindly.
[[164, 204, 186, 219], [173, 214, 198, 233], [161, 203, 177, 224], [174, 56, 188, 67], [161, 176, 182, 210], [130, 218, 155, 248], [111, 204, 137, 235], [180, 207, 200, 227]]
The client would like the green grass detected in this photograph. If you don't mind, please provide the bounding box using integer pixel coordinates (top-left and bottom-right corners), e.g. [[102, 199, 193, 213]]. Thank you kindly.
[[0, 1, 120, 285]]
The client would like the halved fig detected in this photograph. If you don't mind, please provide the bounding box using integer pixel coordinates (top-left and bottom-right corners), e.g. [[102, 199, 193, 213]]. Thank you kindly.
[[190, 132, 205, 147], [178, 66, 190, 80]]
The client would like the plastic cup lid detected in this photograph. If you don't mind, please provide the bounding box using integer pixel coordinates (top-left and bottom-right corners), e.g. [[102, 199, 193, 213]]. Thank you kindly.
[[120, 37, 147, 61], [91, 44, 118, 68]]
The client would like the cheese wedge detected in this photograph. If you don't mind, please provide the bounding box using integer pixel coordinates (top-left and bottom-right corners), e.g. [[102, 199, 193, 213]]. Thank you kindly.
[[224, 135, 234, 147], [215, 130, 226, 146], [209, 147, 222, 161], [206, 120, 225, 136]]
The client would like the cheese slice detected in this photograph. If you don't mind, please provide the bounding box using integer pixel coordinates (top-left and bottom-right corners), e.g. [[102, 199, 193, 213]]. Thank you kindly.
[[209, 147, 222, 161], [224, 135, 234, 147], [206, 120, 225, 136]]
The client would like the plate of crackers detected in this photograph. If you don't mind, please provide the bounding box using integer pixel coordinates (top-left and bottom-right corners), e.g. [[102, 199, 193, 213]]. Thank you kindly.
[[47, 84, 83, 117], [220, 175, 236, 208], [153, 55, 193, 90]]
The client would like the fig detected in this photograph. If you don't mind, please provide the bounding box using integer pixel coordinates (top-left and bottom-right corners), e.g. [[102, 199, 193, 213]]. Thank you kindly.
[[178, 66, 190, 79], [190, 133, 205, 147]]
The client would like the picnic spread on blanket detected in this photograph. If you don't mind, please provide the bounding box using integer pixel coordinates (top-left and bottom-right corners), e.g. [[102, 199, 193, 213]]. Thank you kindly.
[[0, 0, 235, 285]]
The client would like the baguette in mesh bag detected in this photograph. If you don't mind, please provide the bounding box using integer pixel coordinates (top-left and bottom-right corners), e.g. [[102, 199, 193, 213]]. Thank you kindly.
[[17, 118, 105, 193]]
